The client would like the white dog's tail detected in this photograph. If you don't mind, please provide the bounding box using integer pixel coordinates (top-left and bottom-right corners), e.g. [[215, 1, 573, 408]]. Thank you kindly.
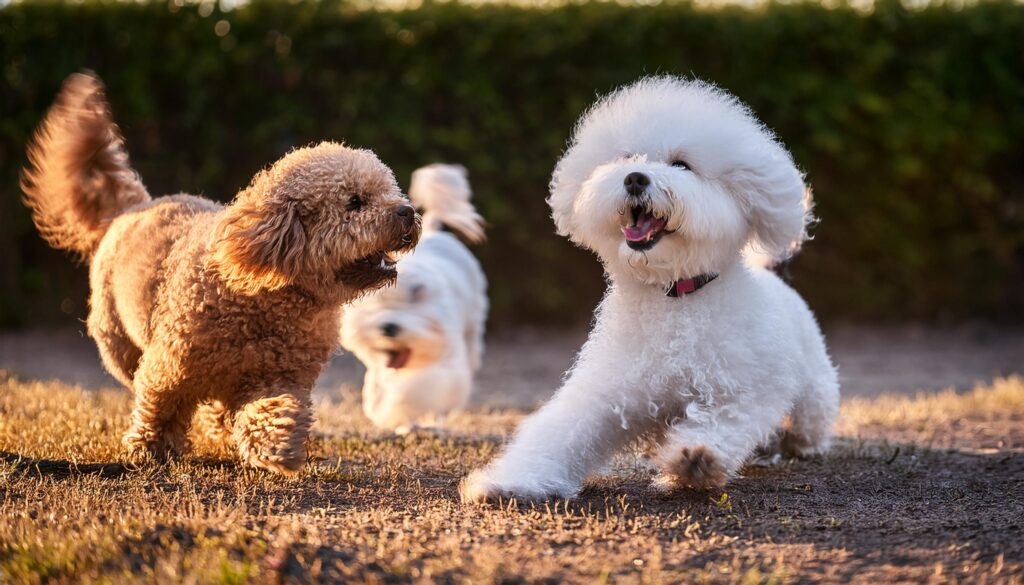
[[408, 163, 485, 244]]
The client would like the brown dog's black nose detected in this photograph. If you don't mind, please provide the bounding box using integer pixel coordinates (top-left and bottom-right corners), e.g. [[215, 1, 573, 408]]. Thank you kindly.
[[381, 323, 400, 337], [624, 172, 650, 196], [395, 204, 417, 230]]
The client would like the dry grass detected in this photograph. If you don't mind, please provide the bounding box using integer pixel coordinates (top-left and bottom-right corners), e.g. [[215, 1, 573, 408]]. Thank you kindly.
[[841, 375, 1024, 427], [1, 372, 1022, 584], [837, 375, 1024, 451]]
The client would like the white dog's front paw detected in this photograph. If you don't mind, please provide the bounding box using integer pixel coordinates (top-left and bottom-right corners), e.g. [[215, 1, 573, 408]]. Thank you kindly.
[[459, 469, 573, 505], [654, 445, 730, 491]]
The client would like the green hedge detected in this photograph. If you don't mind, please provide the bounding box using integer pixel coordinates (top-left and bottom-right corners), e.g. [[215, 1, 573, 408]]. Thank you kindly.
[[2, 0, 1022, 328]]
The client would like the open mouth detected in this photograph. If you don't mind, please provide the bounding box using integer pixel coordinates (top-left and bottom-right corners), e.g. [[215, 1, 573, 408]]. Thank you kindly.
[[335, 251, 399, 287], [335, 224, 419, 289], [356, 250, 398, 275], [622, 204, 668, 251], [384, 347, 412, 369]]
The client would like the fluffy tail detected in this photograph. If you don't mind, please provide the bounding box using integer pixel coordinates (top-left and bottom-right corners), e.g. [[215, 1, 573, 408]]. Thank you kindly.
[[21, 72, 150, 261], [408, 163, 485, 244]]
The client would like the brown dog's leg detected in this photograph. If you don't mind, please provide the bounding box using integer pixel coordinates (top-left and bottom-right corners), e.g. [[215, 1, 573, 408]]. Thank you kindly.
[[122, 357, 197, 461], [193, 400, 233, 445], [231, 389, 311, 475], [123, 391, 196, 461], [91, 320, 142, 390]]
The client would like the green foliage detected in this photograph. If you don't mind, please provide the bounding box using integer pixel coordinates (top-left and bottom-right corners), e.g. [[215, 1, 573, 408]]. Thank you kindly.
[[1, 0, 1021, 328]]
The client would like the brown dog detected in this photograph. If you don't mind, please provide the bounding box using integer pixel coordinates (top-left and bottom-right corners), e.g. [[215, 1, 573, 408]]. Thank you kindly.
[[22, 72, 420, 474]]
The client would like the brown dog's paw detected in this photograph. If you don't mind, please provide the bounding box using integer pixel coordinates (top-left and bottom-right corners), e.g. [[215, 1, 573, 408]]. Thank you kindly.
[[233, 394, 310, 475], [239, 444, 306, 476], [122, 429, 188, 463], [654, 445, 729, 491]]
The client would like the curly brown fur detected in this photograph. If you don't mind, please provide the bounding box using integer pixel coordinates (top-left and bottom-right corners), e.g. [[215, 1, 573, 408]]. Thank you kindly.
[[193, 401, 233, 445], [22, 72, 420, 474], [231, 393, 313, 475], [21, 72, 150, 260]]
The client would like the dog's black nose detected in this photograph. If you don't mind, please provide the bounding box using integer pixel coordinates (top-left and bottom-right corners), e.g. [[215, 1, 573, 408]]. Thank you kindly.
[[395, 205, 415, 219], [624, 172, 650, 196], [381, 323, 400, 337]]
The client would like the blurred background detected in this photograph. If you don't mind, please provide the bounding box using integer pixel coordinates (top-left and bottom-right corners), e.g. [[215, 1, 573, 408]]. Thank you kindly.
[[1, 0, 1021, 399]]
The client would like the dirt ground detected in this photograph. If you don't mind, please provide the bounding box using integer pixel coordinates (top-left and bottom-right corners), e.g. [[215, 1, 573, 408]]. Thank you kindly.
[[1, 326, 1022, 583], [0, 373, 1022, 584], [1, 324, 1022, 407]]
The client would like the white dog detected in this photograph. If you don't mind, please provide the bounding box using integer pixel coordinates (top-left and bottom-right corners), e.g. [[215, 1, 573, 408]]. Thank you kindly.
[[341, 164, 487, 433], [462, 77, 838, 502]]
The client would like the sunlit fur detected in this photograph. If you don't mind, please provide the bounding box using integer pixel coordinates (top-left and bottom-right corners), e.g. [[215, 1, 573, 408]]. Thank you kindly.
[[22, 72, 420, 475], [409, 163, 486, 244], [21, 73, 150, 260], [342, 164, 488, 433], [462, 76, 838, 503]]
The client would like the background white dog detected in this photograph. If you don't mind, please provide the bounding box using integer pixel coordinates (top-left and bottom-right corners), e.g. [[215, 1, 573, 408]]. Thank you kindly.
[[341, 164, 487, 433], [462, 76, 839, 502]]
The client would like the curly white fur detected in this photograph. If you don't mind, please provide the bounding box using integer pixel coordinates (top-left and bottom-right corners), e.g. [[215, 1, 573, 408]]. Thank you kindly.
[[341, 164, 488, 433], [462, 76, 838, 502]]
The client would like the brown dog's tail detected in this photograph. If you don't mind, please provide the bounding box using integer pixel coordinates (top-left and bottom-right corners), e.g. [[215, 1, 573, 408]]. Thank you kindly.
[[21, 72, 150, 260]]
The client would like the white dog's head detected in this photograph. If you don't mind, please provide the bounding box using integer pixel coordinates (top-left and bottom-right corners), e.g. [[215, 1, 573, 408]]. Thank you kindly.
[[548, 76, 811, 286], [340, 258, 450, 372]]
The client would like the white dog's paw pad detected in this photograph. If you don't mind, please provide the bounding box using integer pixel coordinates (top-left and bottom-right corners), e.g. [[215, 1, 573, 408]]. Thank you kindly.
[[459, 473, 518, 505], [459, 472, 564, 505], [459, 474, 528, 505], [658, 445, 729, 490], [459, 475, 494, 505]]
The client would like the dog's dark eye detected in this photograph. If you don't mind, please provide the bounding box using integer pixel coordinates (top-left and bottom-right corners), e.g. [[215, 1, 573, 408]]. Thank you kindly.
[[346, 195, 363, 212], [671, 160, 691, 171]]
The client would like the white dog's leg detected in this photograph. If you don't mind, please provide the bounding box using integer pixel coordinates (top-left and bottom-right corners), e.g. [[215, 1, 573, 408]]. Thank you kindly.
[[461, 368, 643, 503], [360, 367, 392, 428], [781, 379, 839, 457], [464, 320, 484, 373], [650, 400, 788, 491]]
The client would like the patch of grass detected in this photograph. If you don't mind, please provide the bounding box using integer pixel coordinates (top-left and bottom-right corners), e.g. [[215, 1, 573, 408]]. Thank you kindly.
[[0, 373, 1021, 583], [840, 375, 1024, 427]]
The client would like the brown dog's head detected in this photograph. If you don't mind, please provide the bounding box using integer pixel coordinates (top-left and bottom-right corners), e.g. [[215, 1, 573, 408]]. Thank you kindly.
[[212, 142, 420, 300]]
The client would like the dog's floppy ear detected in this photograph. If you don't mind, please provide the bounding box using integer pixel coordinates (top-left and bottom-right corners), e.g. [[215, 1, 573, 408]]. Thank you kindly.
[[212, 192, 307, 295], [547, 158, 578, 239], [730, 152, 811, 261]]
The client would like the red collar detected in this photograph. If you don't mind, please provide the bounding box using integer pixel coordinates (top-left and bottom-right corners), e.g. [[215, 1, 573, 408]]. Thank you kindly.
[[666, 273, 718, 297]]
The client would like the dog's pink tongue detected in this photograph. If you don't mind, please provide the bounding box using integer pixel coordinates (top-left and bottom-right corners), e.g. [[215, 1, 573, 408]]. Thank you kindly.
[[623, 213, 665, 242], [387, 348, 412, 369]]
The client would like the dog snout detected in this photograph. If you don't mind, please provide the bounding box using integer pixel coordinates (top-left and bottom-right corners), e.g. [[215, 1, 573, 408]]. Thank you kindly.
[[623, 172, 650, 197], [394, 204, 420, 247], [395, 204, 416, 225], [381, 322, 401, 338]]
